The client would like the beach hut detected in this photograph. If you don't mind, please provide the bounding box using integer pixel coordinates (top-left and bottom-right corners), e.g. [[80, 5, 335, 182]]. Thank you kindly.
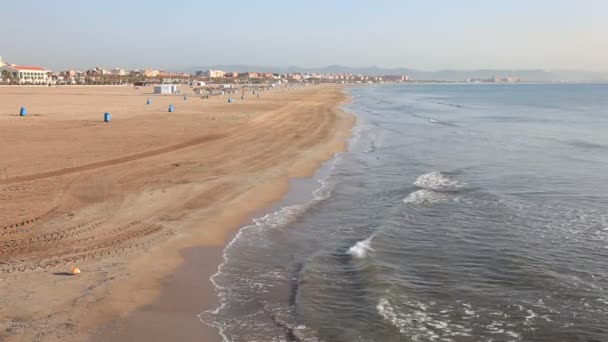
[[154, 85, 174, 94]]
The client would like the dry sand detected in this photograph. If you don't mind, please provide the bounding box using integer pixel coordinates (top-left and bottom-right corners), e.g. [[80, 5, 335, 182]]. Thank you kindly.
[[0, 85, 354, 341]]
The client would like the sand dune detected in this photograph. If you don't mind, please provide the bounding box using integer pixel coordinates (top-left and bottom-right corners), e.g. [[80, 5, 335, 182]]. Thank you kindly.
[[0, 85, 353, 341]]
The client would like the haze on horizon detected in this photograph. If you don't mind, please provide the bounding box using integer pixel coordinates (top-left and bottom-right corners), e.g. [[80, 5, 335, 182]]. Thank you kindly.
[[1, 0, 606, 72]]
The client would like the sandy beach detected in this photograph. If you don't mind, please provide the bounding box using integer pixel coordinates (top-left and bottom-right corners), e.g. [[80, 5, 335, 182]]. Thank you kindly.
[[0, 85, 354, 341]]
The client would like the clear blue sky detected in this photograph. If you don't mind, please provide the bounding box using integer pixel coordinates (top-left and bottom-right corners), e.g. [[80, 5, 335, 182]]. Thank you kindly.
[[1, 0, 606, 71]]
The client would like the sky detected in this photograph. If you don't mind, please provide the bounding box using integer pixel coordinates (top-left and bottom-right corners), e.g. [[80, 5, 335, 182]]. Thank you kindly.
[[1, 0, 607, 72]]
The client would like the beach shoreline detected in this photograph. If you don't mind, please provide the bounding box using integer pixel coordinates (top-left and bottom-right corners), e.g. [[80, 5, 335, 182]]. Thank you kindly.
[[92, 147, 343, 341], [89, 246, 224, 341], [0, 84, 354, 341]]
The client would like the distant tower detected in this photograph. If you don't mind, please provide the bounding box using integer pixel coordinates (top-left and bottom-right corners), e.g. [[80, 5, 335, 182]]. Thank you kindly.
[[0, 56, 4, 67]]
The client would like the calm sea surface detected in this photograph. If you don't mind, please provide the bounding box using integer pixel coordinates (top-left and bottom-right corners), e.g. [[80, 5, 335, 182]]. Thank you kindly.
[[201, 83, 608, 341]]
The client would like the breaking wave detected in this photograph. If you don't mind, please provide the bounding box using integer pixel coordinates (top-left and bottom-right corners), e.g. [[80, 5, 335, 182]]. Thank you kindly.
[[403, 189, 450, 205], [347, 236, 374, 259], [413, 172, 464, 191]]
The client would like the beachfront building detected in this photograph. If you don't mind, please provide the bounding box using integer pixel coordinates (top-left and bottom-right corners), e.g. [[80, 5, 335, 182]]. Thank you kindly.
[[197, 69, 225, 78], [154, 84, 177, 94], [0, 58, 5, 83], [288, 73, 303, 81], [110, 68, 128, 76], [0, 65, 50, 84], [238, 72, 259, 79], [144, 69, 160, 77]]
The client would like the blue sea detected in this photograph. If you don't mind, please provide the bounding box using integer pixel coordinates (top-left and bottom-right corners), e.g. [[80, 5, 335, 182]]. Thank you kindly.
[[201, 83, 608, 341]]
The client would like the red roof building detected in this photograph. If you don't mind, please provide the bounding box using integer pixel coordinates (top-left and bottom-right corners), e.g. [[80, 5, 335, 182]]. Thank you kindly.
[[11, 66, 47, 71], [0, 65, 50, 84]]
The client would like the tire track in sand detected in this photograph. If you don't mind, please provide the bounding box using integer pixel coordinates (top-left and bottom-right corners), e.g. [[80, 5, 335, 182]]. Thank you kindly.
[[0, 134, 225, 185], [1, 222, 174, 273]]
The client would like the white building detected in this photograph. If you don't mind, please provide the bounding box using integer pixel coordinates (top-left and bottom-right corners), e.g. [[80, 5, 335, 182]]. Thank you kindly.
[[154, 84, 177, 94], [0, 65, 50, 84], [0, 56, 5, 67], [199, 69, 225, 78], [110, 68, 127, 76]]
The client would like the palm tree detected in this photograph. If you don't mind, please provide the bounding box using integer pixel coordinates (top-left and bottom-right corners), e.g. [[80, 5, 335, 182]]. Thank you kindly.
[[2, 69, 16, 84]]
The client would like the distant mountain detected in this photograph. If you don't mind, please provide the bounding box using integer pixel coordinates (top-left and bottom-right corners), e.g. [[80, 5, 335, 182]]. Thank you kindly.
[[185, 65, 415, 76], [183, 65, 608, 82]]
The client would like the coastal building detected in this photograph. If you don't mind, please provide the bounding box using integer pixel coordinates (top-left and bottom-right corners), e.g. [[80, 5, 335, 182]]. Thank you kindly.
[[154, 84, 177, 94], [259, 72, 275, 79], [0, 56, 5, 67], [198, 70, 225, 78], [0, 65, 50, 84], [110, 68, 128, 76], [210, 70, 226, 78], [144, 69, 160, 77], [289, 73, 303, 81], [224, 72, 238, 78], [86, 67, 109, 76], [158, 71, 190, 80], [238, 72, 259, 79]]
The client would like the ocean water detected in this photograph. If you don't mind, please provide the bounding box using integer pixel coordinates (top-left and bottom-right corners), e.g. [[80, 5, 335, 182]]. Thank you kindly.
[[200, 83, 608, 342]]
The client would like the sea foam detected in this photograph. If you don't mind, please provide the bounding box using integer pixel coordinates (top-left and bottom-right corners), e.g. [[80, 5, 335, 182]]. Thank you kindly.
[[403, 189, 449, 204], [403, 172, 464, 204], [347, 237, 373, 258], [413, 171, 462, 191], [377, 297, 474, 341]]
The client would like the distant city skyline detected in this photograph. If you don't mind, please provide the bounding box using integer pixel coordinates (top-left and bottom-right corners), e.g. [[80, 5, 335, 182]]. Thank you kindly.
[[1, 0, 607, 72]]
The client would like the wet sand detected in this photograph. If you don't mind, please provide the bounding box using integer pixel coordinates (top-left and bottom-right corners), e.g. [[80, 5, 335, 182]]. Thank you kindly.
[[0, 85, 354, 341], [90, 246, 223, 341]]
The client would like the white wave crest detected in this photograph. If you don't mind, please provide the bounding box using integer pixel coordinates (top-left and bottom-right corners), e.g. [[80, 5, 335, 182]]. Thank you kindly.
[[377, 297, 473, 341], [403, 189, 450, 205], [252, 205, 305, 230], [413, 172, 462, 191], [347, 237, 373, 258], [377, 298, 401, 329]]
